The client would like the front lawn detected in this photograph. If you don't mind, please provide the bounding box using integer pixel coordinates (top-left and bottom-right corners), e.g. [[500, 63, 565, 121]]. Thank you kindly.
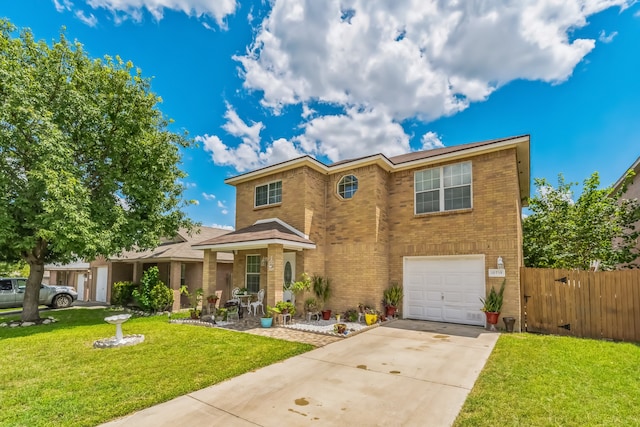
[[455, 333, 640, 426], [0, 308, 313, 427]]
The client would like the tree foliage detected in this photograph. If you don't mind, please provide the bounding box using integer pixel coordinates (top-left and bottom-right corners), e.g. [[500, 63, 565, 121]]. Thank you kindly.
[[0, 20, 193, 321], [523, 172, 640, 270]]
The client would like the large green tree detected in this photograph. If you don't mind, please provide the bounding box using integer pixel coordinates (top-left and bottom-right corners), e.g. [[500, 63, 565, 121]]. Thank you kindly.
[[523, 172, 640, 270], [0, 21, 193, 321]]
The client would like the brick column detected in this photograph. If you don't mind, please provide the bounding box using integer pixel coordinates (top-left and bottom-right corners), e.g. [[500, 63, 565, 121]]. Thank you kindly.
[[266, 244, 284, 307], [169, 261, 182, 312], [202, 250, 217, 314]]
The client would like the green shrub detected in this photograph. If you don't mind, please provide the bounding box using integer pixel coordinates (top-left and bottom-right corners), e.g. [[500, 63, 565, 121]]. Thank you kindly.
[[111, 281, 137, 306], [132, 267, 173, 313]]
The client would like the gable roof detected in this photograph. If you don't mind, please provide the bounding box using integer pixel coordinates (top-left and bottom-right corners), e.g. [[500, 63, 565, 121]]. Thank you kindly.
[[192, 218, 316, 252], [224, 134, 530, 204], [112, 226, 233, 263], [612, 155, 640, 194]]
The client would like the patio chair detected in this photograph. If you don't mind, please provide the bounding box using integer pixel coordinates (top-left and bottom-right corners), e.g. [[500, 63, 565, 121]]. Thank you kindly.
[[226, 287, 240, 305], [249, 289, 265, 316]]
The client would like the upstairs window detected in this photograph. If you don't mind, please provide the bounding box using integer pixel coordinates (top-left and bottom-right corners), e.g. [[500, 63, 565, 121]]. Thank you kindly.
[[415, 162, 472, 214], [255, 181, 282, 207], [337, 175, 358, 199]]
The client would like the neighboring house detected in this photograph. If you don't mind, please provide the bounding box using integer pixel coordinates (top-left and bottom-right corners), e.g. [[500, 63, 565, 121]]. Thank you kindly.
[[46, 227, 233, 310], [611, 155, 640, 268], [44, 261, 91, 301], [194, 135, 530, 330]]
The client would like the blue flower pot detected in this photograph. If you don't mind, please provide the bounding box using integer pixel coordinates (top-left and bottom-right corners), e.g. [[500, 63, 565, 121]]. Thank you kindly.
[[260, 317, 273, 328]]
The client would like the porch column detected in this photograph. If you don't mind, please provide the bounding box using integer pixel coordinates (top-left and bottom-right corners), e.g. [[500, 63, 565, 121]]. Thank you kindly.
[[132, 262, 143, 283], [266, 244, 284, 307], [169, 261, 181, 312], [202, 250, 217, 314]]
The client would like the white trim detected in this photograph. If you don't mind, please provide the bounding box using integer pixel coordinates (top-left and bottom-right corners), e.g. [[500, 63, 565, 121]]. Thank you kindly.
[[246, 254, 261, 292], [254, 180, 282, 208], [193, 239, 316, 252], [414, 161, 473, 214], [254, 218, 309, 239], [337, 174, 359, 200]]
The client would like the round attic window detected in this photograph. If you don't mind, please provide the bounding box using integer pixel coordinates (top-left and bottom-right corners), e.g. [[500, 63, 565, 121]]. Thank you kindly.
[[338, 175, 358, 199]]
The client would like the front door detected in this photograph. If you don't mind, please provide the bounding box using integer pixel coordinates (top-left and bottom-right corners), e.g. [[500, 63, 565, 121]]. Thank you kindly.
[[96, 267, 108, 303], [283, 253, 296, 303], [76, 273, 86, 301]]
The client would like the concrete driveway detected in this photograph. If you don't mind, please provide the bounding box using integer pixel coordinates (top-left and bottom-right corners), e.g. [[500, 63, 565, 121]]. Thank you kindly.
[[101, 320, 498, 427]]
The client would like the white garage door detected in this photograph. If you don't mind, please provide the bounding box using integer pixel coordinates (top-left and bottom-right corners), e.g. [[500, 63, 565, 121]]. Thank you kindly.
[[404, 255, 486, 326]]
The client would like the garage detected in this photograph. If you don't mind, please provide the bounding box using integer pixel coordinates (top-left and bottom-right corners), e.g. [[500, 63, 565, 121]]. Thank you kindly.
[[403, 255, 486, 326]]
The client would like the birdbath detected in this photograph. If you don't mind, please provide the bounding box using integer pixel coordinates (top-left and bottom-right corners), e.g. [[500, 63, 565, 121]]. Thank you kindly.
[[94, 314, 145, 349], [105, 314, 131, 342]]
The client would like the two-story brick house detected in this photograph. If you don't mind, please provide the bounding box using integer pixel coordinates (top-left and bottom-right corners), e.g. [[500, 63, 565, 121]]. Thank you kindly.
[[194, 134, 530, 329]]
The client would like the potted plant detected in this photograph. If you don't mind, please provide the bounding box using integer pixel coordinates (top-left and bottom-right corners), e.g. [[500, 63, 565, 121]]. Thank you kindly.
[[480, 279, 506, 330], [383, 282, 403, 317], [364, 306, 378, 326], [180, 286, 203, 319], [206, 293, 219, 304], [261, 306, 275, 328], [344, 308, 359, 322], [312, 274, 332, 320], [275, 301, 296, 316]]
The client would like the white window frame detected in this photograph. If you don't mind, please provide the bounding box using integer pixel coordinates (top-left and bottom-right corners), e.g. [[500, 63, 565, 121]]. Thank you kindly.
[[414, 161, 472, 214], [245, 255, 261, 293], [337, 174, 358, 199], [254, 181, 282, 208]]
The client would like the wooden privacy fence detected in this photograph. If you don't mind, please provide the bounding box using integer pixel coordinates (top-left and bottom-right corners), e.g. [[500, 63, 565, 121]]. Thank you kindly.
[[521, 267, 640, 342]]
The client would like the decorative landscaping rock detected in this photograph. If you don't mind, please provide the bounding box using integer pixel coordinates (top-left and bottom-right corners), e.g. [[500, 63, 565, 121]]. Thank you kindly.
[[1, 317, 58, 328]]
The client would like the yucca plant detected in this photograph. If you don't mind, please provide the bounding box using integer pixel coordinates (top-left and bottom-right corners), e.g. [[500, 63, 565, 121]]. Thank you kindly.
[[480, 279, 506, 313]]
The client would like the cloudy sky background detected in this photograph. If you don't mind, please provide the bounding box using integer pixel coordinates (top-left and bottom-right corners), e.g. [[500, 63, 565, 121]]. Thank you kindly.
[[3, 0, 639, 228]]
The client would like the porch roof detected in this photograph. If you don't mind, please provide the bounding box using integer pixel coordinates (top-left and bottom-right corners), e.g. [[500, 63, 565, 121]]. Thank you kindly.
[[111, 226, 234, 263], [192, 219, 316, 252]]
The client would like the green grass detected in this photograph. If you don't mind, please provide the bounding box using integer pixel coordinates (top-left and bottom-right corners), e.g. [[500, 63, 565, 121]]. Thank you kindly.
[[0, 308, 313, 427], [454, 333, 640, 426]]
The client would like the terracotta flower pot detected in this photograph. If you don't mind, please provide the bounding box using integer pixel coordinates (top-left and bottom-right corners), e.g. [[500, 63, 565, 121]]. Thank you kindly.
[[485, 311, 500, 325], [321, 310, 332, 320], [385, 306, 397, 317]]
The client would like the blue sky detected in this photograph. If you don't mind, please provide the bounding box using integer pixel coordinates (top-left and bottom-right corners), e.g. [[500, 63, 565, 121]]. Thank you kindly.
[[2, 0, 639, 229]]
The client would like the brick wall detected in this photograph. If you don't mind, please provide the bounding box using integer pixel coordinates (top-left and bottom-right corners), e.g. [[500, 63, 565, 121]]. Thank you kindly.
[[388, 149, 522, 325], [230, 148, 525, 327]]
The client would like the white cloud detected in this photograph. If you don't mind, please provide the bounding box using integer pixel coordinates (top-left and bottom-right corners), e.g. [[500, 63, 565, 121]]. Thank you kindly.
[[204, 0, 632, 173], [301, 103, 315, 119], [75, 10, 98, 26], [217, 200, 229, 215], [208, 223, 235, 230], [236, 0, 631, 122], [85, 0, 237, 27], [202, 192, 216, 200], [221, 102, 263, 148], [420, 132, 445, 150], [598, 30, 618, 43], [53, 0, 73, 12], [296, 107, 409, 162], [199, 102, 307, 171]]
